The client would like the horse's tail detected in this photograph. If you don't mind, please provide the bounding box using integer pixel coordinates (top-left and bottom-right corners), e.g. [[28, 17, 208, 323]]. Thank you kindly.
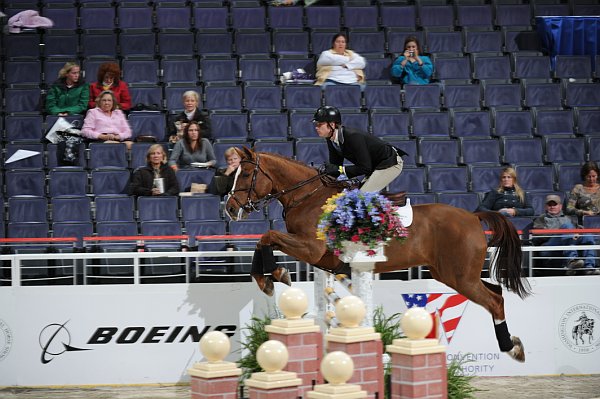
[[475, 211, 531, 299]]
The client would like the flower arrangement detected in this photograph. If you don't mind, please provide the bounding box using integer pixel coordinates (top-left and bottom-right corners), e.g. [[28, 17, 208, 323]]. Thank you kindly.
[[316, 189, 408, 257]]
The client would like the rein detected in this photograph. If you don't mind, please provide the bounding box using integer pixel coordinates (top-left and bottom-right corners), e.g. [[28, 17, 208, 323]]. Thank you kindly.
[[229, 154, 328, 215]]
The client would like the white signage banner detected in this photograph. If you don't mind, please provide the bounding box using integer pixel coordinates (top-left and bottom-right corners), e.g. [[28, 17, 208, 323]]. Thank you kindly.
[[0, 276, 598, 386]]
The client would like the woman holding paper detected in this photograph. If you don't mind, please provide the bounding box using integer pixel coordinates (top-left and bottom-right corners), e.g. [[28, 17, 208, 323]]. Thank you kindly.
[[168, 121, 216, 171]]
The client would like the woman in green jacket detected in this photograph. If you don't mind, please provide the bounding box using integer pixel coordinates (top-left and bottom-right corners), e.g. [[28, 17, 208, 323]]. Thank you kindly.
[[46, 62, 89, 115]]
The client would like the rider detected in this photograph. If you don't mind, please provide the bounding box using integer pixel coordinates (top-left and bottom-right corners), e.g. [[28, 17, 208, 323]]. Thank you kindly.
[[313, 106, 406, 192]]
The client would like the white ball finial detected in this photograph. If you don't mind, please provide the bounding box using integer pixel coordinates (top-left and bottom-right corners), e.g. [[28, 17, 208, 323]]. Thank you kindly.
[[279, 287, 308, 320], [199, 331, 231, 362], [335, 295, 366, 328], [256, 340, 289, 373], [320, 351, 354, 385], [401, 307, 433, 340]]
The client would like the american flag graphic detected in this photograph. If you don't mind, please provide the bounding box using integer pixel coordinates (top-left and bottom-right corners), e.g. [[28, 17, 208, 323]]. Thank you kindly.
[[401, 293, 469, 343]]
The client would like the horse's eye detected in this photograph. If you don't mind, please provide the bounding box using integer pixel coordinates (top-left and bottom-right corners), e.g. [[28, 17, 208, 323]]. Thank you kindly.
[[242, 172, 250, 178]]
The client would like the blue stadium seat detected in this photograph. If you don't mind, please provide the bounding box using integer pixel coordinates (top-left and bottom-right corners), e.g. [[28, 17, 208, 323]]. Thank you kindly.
[[427, 166, 469, 192], [364, 85, 402, 110], [534, 109, 575, 136], [176, 169, 215, 192], [417, 138, 459, 165], [482, 83, 522, 110], [268, 5, 304, 30], [533, 3, 569, 18], [4, 88, 41, 113], [244, 84, 283, 111], [4, 60, 41, 86], [295, 139, 328, 167], [473, 55, 512, 82], [137, 196, 179, 222], [90, 168, 131, 195], [522, 82, 562, 109], [42, 4, 78, 30], [463, 30, 503, 54], [79, 3, 116, 30], [363, 55, 393, 83], [583, 215, 600, 229], [161, 59, 199, 84], [514, 165, 555, 192], [88, 142, 129, 169], [157, 31, 196, 58], [43, 32, 79, 58], [323, 85, 362, 111], [577, 109, 600, 136], [343, 5, 378, 29], [347, 30, 386, 55], [544, 136, 586, 164], [432, 56, 471, 83], [4, 33, 42, 59], [193, 5, 228, 30], [341, 111, 369, 133], [470, 165, 504, 193], [231, 4, 266, 29], [305, 6, 341, 30], [554, 55, 593, 82], [4, 115, 43, 142], [456, 4, 493, 30], [408, 193, 436, 205], [130, 142, 158, 170], [185, 220, 227, 249], [492, 109, 533, 137], [155, 3, 192, 30], [209, 111, 248, 140], [386, 30, 423, 56], [5, 169, 46, 197], [7, 222, 49, 240], [5, 143, 44, 169], [370, 110, 410, 139], [254, 140, 294, 159], [52, 222, 94, 244], [51, 196, 92, 222], [384, 139, 417, 167], [494, 4, 532, 29], [8, 196, 47, 223], [501, 137, 543, 165], [229, 220, 270, 236], [451, 110, 491, 137], [388, 167, 426, 194], [199, 57, 237, 83], [122, 59, 159, 84], [403, 85, 441, 110], [249, 112, 288, 140], [289, 110, 316, 139], [437, 192, 480, 212], [503, 29, 542, 54], [239, 57, 277, 83], [443, 84, 481, 110], [128, 112, 167, 142], [204, 84, 243, 111], [95, 195, 135, 222], [425, 31, 463, 55], [380, 5, 416, 30], [556, 163, 582, 192], [272, 30, 310, 56], [117, 4, 154, 30], [80, 32, 118, 59], [181, 195, 222, 222], [410, 110, 450, 137], [564, 82, 600, 108], [513, 55, 552, 82], [460, 137, 500, 165], [196, 31, 233, 56], [284, 85, 322, 111], [234, 30, 271, 56], [118, 31, 156, 58], [418, 4, 455, 30], [48, 167, 88, 197]]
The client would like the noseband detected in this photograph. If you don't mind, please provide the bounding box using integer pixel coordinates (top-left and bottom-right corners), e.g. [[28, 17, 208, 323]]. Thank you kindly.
[[228, 154, 325, 216]]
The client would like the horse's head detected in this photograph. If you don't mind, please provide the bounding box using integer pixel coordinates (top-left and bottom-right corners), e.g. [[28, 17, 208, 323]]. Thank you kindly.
[[225, 147, 273, 221]]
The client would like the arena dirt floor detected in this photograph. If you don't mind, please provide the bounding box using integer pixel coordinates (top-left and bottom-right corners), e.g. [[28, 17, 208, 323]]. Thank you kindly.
[[0, 375, 599, 399]]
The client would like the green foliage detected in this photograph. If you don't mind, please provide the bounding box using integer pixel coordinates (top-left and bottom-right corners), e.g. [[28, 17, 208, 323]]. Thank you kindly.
[[236, 315, 271, 382], [373, 305, 404, 348], [447, 356, 480, 399]]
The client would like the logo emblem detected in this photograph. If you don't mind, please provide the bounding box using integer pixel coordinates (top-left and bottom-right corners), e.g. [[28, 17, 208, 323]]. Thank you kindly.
[[39, 321, 91, 364], [558, 303, 600, 354], [0, 319, 13, 361]]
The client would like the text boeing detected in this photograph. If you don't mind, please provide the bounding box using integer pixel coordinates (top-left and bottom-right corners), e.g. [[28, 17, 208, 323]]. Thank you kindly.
[[87, 325, 236, 345]]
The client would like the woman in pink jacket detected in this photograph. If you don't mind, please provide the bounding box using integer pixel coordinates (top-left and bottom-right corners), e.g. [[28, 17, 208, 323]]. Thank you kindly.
[[82, 90, 132, 144]]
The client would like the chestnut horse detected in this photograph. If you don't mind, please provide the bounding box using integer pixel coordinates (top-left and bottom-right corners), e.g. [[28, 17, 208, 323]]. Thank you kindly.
[[226, 148, 531, 362]]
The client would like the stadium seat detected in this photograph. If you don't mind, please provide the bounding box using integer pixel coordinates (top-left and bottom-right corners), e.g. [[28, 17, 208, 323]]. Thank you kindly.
[[48, 167, 88, 197], [95, 195, 135, 222], [8, 196, 47, 223], [437, 192, 480, 212], [544, 136, 586, 164], [370, 110, 410, 139], [90, 168, 131, 195], [137, 196, 179, 222], [403, 84, 441, 110], [417, 138, 459, 165], [51, 196, 92, 222], [427, 166, 469, 192], [492, 109, 533, 137], [410, 110, 450, 137], [181, 195, 222, 221], [451, 110, 491, 138], [175, 169, 215, 192], [501, 137, 543, 165], [88, 142, 128, 169], [459, 137, 500, 165], [248, 112, 288, 140]]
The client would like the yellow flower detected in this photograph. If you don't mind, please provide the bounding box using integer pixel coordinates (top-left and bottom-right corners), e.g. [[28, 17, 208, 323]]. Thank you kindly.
[[316, 229, 326, 241]]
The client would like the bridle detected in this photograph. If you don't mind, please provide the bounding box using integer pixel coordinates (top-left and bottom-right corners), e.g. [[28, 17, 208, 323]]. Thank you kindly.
[[227, 153, 325, 218]]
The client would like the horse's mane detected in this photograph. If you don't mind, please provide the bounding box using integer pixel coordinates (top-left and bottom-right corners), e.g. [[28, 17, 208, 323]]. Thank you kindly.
[[256, 151, 317, 172]]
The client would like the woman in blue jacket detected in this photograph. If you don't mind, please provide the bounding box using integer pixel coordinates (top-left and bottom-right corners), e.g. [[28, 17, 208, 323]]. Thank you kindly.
[[391, 36, 433, 85]]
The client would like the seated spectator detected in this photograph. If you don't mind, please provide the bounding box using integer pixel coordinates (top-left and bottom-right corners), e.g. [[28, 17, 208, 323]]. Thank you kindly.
[[477, 167, 533, 217], [566, 161, 600, 224], [208, 147, 241, 196], [82, 90, 132, 144], [46, 62, 89, 116], [532, 194, 599, 275], [168, 121, 216, 171], [167, 90, 212, 144], [130, 144, 180, 196], [88, 61, 132, 112], [315, 33, 366, 90], [391, 36, 433, 85]]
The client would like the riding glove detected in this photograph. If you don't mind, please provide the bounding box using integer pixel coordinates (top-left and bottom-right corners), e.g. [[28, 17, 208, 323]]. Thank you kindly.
[[321, 163, 341, 177]]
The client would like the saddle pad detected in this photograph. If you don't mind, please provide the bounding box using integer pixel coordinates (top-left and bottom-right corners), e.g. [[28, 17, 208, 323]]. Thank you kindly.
[[395, 198, 413, 227]]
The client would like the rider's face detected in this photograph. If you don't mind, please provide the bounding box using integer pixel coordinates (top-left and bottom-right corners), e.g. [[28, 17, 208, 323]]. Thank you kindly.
[[315, 122, 334, 139]]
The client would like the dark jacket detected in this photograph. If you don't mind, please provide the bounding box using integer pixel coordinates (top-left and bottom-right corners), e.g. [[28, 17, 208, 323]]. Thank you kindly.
[[531, 211, 578, 245], [328, 126, 407, 179], [167, 108, 212, 140], [46, 78, 89, 115], [477, 188, 534, 216], [208, 168, 236, 196], [129, 163, 180, 196]]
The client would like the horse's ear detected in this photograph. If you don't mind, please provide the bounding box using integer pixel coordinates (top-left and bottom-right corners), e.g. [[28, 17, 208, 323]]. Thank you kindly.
[[242, 146, 255, 160]]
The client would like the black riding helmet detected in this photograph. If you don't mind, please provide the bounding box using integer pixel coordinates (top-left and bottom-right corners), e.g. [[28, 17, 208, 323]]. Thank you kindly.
[[313, 106, 342, 125]]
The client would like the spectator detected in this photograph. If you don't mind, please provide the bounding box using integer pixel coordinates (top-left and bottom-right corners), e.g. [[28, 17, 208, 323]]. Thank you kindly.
[[532, 194, 599, 275], [46, 62, 89, 116], [314, 106, 406, 193], [88, 62, 132, 111], [315, 33, 366, 90], [167, 90, 212, 144], [477, 167, 534, 217], [566, 161, 600, 224], [208, 147, 241, 196], [81, 90, 132, 144], [391, 36, 433, 85], [168, 121, 216, 171], [130, 144, 180, 196]]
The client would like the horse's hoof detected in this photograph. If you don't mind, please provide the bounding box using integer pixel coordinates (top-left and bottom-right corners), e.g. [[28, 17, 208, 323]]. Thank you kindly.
[[507, 335, 525, 362], [273, 267, 292, 286], [262, 277, 275, 296]]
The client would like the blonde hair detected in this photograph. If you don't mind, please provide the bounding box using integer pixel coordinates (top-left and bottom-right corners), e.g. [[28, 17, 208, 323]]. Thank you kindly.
[[95, 90, 119, 111], [182, 90, 200, 103], [58, 62, 80, 79], [223, 147, 238, 159], [146, 144, 167, 164], [497, 167, 525, 203]]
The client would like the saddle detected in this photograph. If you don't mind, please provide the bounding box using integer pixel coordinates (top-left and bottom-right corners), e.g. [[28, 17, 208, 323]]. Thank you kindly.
[[382, 191, 407, 207]]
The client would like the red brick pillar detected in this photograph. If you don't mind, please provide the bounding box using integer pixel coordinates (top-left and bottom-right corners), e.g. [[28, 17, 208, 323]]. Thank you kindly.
[[188, 362, 241, 399], [387, 339, 447, 399], [325, 327, 383, 399], [266, 319, 323, 398]]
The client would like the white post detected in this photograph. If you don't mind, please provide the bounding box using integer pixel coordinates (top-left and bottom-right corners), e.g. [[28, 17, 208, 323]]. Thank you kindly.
[[314, 268, 335, 331]]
